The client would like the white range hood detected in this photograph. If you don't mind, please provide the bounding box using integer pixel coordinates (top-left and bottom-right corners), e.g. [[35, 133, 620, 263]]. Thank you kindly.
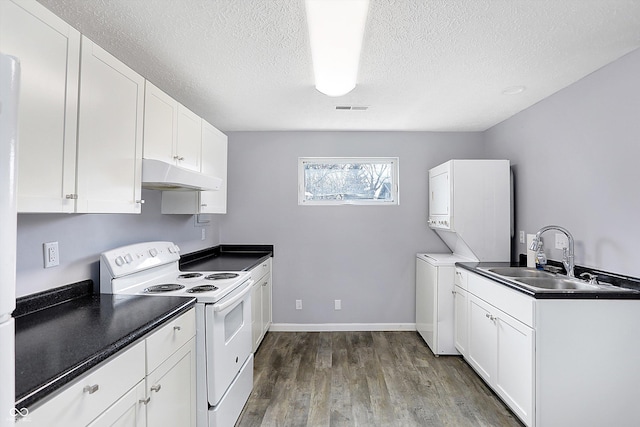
[[142, 159, 222, 191]]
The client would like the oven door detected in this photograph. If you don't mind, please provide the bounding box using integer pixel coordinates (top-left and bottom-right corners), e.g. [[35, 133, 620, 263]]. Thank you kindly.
[[204, 280, 253, 406]]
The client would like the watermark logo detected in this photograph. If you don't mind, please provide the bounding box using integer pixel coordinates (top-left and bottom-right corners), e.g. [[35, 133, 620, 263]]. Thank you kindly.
[[9, 407, 30, 422]]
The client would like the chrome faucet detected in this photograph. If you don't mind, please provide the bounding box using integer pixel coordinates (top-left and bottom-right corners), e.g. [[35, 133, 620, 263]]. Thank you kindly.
[[529, 225, 575, 277]]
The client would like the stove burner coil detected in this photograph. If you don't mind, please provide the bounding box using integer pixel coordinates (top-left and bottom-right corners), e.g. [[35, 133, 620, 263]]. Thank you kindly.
[[187, 285, 219, 293], [205, 273, 240, 281], [178, 273, 203, 279], [144, 284, 185, 293]]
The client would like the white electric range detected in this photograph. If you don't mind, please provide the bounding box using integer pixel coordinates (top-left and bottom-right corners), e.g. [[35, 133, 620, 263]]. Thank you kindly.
[[100, 241, 254, 427]]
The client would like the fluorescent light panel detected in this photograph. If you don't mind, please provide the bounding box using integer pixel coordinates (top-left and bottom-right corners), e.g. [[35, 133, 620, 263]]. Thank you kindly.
[[305, 0, 369, 97]]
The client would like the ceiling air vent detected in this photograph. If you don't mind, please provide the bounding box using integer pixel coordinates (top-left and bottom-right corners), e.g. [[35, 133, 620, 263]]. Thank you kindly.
[[335, 105, 369, 111]]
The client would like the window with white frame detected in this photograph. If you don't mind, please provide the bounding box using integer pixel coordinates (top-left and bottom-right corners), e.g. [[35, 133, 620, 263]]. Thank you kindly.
[[298, 157, 399, 205]]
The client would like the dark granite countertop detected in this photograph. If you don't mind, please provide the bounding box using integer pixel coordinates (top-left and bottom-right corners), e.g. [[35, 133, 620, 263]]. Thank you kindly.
[[14, 280, 196, 410], [180, 244, 273, 272], [456, 261, 640, 299]]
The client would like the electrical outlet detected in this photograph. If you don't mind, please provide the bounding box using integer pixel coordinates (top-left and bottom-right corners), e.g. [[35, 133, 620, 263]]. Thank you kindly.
[[296, 299, 302, 310], [43, 241, 59, 268], [201, 228, 206, 240], [519, 230, 525, 244], [555, 233, 568, 249], [335, 299, 341, 310]]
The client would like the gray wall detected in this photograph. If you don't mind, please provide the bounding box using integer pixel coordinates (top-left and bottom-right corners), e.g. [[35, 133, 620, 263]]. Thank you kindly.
[[485, 48, 640, 278], [219, 132, 485, 325], [16, 189, 221, 296]]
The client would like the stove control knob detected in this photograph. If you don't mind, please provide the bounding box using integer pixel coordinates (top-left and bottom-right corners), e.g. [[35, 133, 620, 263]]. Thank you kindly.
[[149, 248, 158, 257], [168, 246, 176, 254], [124, 254, 133, 264], [115, 256, 125, 266]]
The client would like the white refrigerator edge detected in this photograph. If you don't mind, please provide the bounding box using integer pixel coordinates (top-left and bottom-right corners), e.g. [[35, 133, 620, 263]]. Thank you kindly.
[[0, 53, 19, 427]]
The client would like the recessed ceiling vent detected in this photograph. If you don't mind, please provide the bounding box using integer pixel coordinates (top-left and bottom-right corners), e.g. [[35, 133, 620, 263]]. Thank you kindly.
[[335, 105, 369, 111]]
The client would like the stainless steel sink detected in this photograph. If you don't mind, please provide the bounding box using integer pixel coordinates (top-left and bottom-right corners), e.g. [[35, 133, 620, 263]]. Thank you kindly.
[[486, 267, 554, 278], [515, 277, 600, 291]]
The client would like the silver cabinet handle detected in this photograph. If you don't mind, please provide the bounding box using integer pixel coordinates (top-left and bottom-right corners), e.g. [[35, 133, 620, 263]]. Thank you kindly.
[[173, 155, 185, 161], [451, 290, 456, 295], [262, 281, 268, 287], [200, 204, 208, 207], [139, 397, 151, 405], [173, 326, 181, 331], [65, 194, 78, 199], [83, 384, 99, 394], [485, 313, 497, 322], [151, 384, 162, 393]]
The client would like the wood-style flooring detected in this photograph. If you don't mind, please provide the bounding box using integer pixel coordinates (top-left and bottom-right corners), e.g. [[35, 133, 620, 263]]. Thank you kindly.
[[236, 331, 524, 427]]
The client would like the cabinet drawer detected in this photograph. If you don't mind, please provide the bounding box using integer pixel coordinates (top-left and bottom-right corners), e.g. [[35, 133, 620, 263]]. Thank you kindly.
[[20, 340, 145, 427], [468, 272, 534, 327], [146, 309, 195, 373], [251, 258, 271, 282]]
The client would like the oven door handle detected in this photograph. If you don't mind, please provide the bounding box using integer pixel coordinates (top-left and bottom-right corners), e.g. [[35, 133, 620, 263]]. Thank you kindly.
[[213, 280, 254, 312]]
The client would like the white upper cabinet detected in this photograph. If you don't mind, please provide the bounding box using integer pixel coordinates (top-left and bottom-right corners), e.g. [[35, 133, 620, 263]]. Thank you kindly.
[[143, 81, 178, 165], [160, 120, 228, 215], [75, 36, 144, 213], [199, 120, 227, 213], [0, 0, 80, 213], [176, 105, 202, 172], [143, 82, 202, 172]]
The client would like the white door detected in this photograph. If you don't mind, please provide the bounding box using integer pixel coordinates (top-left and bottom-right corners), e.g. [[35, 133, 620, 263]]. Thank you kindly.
[[205, 283, 253, 405], [453, 286, 468, 356], [495, 314, 534, 426], [199, 120, 227, 213], [429, 169, 450, 216], [143, 81, 178, 164], [0, 0, 80, 213], [467, 294, 497, 384], [176, 105, 201, 172], [146, 338, 196, 427], [76, 36, 144, 213]]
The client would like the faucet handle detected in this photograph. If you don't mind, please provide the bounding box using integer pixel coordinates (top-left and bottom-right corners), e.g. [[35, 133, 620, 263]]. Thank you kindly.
[[580, 272, 598, 285]]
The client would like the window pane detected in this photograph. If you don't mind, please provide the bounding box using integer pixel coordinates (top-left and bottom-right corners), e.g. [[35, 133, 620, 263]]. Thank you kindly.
[[299, 158, 398, 205]]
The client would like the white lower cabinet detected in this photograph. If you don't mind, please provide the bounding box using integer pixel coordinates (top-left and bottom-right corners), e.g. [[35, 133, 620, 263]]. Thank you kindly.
[[18, 309, 195, 427], [459, 269, 640, 427], [461, 270, 534, 427], [251, 258, 272, 352]]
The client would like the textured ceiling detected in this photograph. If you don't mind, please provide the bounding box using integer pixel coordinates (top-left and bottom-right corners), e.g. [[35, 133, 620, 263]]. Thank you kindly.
[[37, 0, 640, 132]]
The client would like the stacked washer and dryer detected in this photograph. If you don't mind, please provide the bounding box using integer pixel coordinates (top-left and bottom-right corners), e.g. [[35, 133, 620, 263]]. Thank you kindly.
[[416, 159, 511, 355]]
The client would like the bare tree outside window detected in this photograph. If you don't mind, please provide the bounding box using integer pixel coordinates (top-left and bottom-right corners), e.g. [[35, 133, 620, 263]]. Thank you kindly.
[[299, 158, 399, 205]]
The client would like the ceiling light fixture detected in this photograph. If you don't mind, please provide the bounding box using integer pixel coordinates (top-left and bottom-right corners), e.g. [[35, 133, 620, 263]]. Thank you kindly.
[[305, 0, 369, 97]]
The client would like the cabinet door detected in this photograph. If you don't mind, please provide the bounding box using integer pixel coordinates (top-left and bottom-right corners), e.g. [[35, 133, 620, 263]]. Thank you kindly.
[[261, 274, 272, 337], [495, 314, 534, 426], [429, 168, 450, 216], [146, 338, 196, 427], [453, 285, 468, 356], [251, 281, 262, 352], [199, 120, 227, 213], [76, 36, 144, 213], [87, 381, 146, 427], [176, 105, 201, 172], [467, 294, 497, 384], [0, 0, 80, 213], [143, 81, 178, 164]]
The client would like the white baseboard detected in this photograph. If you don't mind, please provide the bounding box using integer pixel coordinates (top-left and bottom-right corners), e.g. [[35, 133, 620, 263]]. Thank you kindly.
[[269, 323, 417, 332]]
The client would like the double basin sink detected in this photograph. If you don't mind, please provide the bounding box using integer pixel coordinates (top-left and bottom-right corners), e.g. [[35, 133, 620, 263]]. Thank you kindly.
[[482, 267, 634, 293]]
